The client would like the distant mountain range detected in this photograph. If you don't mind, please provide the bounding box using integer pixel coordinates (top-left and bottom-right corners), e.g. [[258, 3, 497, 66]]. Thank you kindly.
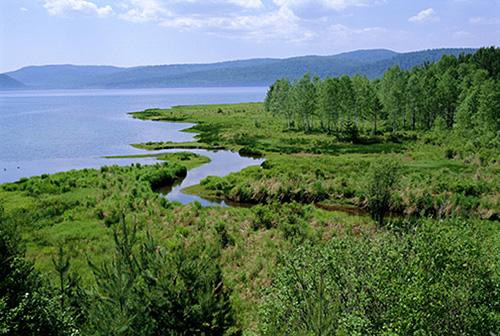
[[1, 48, 476, 90]]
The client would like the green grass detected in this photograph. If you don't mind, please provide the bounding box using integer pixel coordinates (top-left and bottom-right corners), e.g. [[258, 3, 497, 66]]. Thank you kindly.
[[105, 151, 211, 169], [0, 153, 207, 281], [131, 141, 225, 151], [131, 103, 498, 220], [0, 148, 382, 332], [131, 103, 407, 155], [0, 164, 376, 332]]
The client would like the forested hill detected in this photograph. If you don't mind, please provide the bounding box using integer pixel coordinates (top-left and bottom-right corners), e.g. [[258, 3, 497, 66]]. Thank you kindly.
[[0, 74, 26, 90], [3, 48, 475, 89]]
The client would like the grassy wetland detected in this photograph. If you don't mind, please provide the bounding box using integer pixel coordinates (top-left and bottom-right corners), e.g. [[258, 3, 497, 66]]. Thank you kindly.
[[1, 48, 499, 335]]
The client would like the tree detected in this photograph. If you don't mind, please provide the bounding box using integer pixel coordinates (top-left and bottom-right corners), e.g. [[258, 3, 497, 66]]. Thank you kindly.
[[52, 246, 70, 309], [405, 71, 424, 130], [471, 46, 500, 79], [379, 67, 407, 131], [366, 159, 401, 226], [369, 93, 383, 134], [351, 75, 372, 127], [0, 210, 76, 336], [264, 47, 499, 144], [260, 219, 498, 336], [437, 68, 459, 128], [474, 79, 500, 146], [291, 74, 316, 131], [265, 79, 291, 121], [455, 85, 479, 135], [85, 218, 237, 336], [338, 76, 355, 124], [316, 77, 341, 132]]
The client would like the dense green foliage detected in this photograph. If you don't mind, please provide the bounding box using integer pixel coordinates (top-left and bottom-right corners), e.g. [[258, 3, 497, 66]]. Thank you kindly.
[[0, 208, 76, 336], [265, 47, 499, 159], [260, 219, 498, 336], [0, 155, 196, 278], [1, 156, 379, 334], [0, 154, 247, 335], [196, 152, 498, 221], [366, 159, 401, 225], [85, 220, 237, 336]]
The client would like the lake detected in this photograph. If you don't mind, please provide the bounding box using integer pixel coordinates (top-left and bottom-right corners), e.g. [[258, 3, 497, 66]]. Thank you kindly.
[[0, 87, 267, 190]]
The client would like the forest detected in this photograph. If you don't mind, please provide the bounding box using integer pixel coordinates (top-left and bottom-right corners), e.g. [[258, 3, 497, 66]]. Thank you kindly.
[[265, 47, 499, 151], [0, 48, 499, 335]]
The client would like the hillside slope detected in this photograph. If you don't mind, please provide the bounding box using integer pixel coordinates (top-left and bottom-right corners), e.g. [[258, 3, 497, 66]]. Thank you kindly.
[[0, 74, 26, 90], [6, 65, 123, 89], [4, 48, 475, 89]]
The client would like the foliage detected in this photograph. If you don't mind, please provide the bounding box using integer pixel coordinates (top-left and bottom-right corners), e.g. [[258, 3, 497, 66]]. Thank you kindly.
[[264, 47, 499, 158], [85, 219, 237, 336], [196, 152, 498, 220], [0, 211, 77, 336], [260, 219, 499, 336], [366, 159, 401, 225]]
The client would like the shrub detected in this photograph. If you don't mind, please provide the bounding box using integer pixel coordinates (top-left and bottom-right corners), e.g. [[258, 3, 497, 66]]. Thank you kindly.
[[201, 176, 233, 193], [85, 220, 238, 335], [0, 215, 76, 336], [238, 146, 263, 158], [366, 159, 401, 226], [260, 219, 498, 336], [253, 205, 275, 230], [444, 147, 456, 159], [340, 120, 359, 143]]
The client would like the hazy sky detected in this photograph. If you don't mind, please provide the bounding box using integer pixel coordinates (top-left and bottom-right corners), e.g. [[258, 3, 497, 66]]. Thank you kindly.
[[1, 0, 499, 72]]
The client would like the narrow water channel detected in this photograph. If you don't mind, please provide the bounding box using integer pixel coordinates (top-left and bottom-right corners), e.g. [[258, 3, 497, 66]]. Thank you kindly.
[[124, 118, 265, 206], [155, 148, 264, 206]]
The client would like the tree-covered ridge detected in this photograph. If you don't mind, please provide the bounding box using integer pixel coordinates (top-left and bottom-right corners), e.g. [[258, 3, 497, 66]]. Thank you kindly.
[[265, 47, 499, 154], [4, 48, 475, 89]]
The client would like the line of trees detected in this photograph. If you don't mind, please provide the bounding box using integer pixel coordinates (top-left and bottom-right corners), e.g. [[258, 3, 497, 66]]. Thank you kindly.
[[265, 47, 499, 145]]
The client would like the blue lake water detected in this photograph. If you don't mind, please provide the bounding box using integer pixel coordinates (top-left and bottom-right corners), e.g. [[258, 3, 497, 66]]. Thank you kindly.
[[0, 87, 267, 204]]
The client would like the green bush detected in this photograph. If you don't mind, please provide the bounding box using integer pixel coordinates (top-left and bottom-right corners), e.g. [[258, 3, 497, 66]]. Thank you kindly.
[[260, 219, 498, 336], [238, 146, 264, 158], [85, 220, 238, 336], [366, 159, 401, 225], [0, 214, 76, 336]]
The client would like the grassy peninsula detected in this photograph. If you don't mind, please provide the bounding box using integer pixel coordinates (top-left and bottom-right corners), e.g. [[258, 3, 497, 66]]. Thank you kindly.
[[131, 102, 498, 220]]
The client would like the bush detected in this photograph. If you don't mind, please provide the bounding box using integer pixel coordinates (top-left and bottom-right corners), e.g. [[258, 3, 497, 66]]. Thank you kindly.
[[0, 216, 76, 336], [340, 120, 359, 143], [201, 176, 233, 193], [253, 205, 275, 230], [444, 147, 456, 159], [238, 146, 263, 158], [85, 220, 238, 335], [260, 219, 498, 336], [366, 159, 401, 226]]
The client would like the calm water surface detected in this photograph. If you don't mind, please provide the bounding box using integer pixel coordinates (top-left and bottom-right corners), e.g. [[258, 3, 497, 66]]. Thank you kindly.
[[0, 87, 266, 205], [156, 149, 263, 206]]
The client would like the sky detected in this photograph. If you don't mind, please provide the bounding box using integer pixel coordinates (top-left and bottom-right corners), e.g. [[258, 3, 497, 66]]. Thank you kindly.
[[0, 0, 499, 72]]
